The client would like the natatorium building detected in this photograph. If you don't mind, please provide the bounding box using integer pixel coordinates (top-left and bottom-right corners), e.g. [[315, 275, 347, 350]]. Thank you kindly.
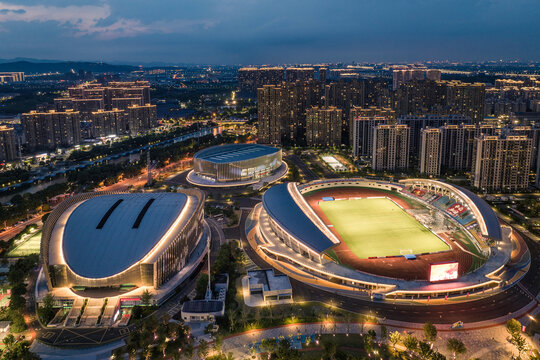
[[187, 143, 287, 187], [41, 190, 206, 300]]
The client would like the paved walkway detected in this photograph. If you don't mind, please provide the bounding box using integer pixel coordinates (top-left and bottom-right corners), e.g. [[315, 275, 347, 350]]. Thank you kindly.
[[209, 320, 539, 360]]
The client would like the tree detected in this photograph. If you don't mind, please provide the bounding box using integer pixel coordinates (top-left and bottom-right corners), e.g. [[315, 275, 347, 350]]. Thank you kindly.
[[506, 319, 521, 336], [3, 333, 15, 349], [323, 340, 337, 360], [141, 289, 152, 306], [39, 292, 57, 325], [112, 346, 125, 360], [446, 338, 466, 359], [423, 321, 437, 342], [509, 332, 528, 359], [418, 341, 433, 359], [195, 273, 209, 299], [431, 352, 447, 360], [275, 339, 300, 360], [227, 309, 237, 332], [380, 325, 388, 342], [240, 308, 248, 329], [198, 339, 210, 359], [389, 331, 401, 350], [213, 333, 224, 355], [403, 334, 418, 353], [9, 309, 27, 333], [0, 340, 39, 360], [260, 338, 277, 355]]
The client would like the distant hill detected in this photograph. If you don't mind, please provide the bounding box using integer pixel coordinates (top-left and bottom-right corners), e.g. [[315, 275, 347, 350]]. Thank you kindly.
[[0, 60, 138, 74]]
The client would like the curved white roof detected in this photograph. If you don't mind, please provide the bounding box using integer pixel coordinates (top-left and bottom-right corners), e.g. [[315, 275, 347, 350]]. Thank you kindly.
[[62, 193, 188, 279]]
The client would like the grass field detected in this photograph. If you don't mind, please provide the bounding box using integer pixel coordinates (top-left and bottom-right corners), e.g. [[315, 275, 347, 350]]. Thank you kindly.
[[319, 198, 449, 258], [7, 231, 42, 257]]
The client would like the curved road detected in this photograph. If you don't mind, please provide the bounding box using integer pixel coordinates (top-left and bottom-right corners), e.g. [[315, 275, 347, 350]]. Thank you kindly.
[[237, 209, 540, 324]]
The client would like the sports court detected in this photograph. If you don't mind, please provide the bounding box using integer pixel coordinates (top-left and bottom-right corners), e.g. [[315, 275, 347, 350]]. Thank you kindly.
[[319, 197, 449, 258], [7, 231, 42, 257]]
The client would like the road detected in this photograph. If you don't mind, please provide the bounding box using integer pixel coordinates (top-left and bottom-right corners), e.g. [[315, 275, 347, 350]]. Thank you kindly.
[[0, 127, 214, 195], [284, 154, 318, 181], [0, 214, 43, 242], [237, 208, 540, 325]]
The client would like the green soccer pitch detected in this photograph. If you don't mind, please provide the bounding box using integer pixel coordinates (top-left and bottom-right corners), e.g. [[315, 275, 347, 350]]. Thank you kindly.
[[319, 198, 450, 258]]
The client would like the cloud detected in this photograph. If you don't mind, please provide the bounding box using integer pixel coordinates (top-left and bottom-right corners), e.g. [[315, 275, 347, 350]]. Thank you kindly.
[[0, 2, 215, 39]]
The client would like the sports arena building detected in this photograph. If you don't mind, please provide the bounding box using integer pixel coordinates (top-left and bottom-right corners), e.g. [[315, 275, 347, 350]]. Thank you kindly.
[[40, 190, 208, 307], [248, 179, 529, 301], [187, 143, 287, 187]]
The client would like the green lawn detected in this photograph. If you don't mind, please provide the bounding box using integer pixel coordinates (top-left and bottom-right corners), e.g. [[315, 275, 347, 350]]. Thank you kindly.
[[7, 231, 42, 257], [319, 198, 449, 258]]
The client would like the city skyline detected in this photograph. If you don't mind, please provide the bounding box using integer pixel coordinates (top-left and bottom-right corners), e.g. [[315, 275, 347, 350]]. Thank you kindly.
[[0, 0, 539, 64]]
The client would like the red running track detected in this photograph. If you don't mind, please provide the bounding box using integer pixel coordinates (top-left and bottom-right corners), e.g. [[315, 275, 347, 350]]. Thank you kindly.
[[303, 187, 472, 281]]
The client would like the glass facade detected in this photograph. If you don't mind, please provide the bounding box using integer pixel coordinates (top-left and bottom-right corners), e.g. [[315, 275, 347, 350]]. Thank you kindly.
[[194, 149, 282, 182]]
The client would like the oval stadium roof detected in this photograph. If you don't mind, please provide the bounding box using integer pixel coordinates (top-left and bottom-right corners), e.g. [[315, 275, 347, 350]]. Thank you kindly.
[[262, 183, 335, 254], [452, 185, 502, 241], [194, 143, 280, 164], [62, 193, 188, 279]]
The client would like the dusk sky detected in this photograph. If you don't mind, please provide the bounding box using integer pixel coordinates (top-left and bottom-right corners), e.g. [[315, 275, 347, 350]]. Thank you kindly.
[[0, 0, 539, 65]]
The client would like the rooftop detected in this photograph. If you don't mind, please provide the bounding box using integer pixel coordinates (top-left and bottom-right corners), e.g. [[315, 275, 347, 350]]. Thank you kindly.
[[62, 193, 188, 279], [262, 183, 335, 254], [248, 269, 291, 292], [181, 300, 224, 313], [452, 185, 502, 241], [194, 143, 280, 164]]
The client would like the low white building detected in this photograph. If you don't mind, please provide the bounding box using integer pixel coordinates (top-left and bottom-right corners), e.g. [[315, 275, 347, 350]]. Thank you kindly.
[[180, 300, 224, 323], [247, 269, 292, 304]]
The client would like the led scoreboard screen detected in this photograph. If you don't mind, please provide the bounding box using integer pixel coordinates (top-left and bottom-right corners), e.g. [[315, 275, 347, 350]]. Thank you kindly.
[[429, 262, 459, 282]]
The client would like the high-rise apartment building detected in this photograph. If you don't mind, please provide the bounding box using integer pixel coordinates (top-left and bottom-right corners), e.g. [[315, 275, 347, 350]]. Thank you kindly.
[[324, 79, 365, 144], [365, 78, 393, 108], [349, 106, 396, 146], [392, 68, 441, 90], [395, 80, 485, 123], [0, 72, 25, 83], [440, 124, 499, 173], [351, 116, 389, 157], [419, 128, 442, 176], [59, 81, 150, 111], [305, 107, 342, 147], [257, 85, 285, 145], [372, 124, 410, 171], [502, 125, 540, 170], [91, 109, 127, 137], [0, 126, 17, 162], [473, 135, 532, 191], [22, 110, 81, 151], [127, 105, 158, 135], [318, 68, 327, 83], [285, 67, 315, 82], [257, 81, 321, 145], [238, 67, 285, 94], [52, 81, 155, 138], [398, 114, 472, 157], [395, 80, 446, 117], [445, 81, 485, 123]]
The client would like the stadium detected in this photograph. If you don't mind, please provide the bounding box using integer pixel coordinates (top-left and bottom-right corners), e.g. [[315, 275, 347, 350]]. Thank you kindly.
[[187, 143, 287, 187], [40, 190, 208, 306], [249, 179, 529, 300]]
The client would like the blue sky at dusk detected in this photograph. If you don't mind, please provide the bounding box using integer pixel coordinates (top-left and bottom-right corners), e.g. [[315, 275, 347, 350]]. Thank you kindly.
[[0, 0, 538, 64]]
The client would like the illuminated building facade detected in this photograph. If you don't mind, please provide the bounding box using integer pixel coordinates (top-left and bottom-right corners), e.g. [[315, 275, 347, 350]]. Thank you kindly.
[[22, 110, 81, 150], [42, 191, 206, 290]]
